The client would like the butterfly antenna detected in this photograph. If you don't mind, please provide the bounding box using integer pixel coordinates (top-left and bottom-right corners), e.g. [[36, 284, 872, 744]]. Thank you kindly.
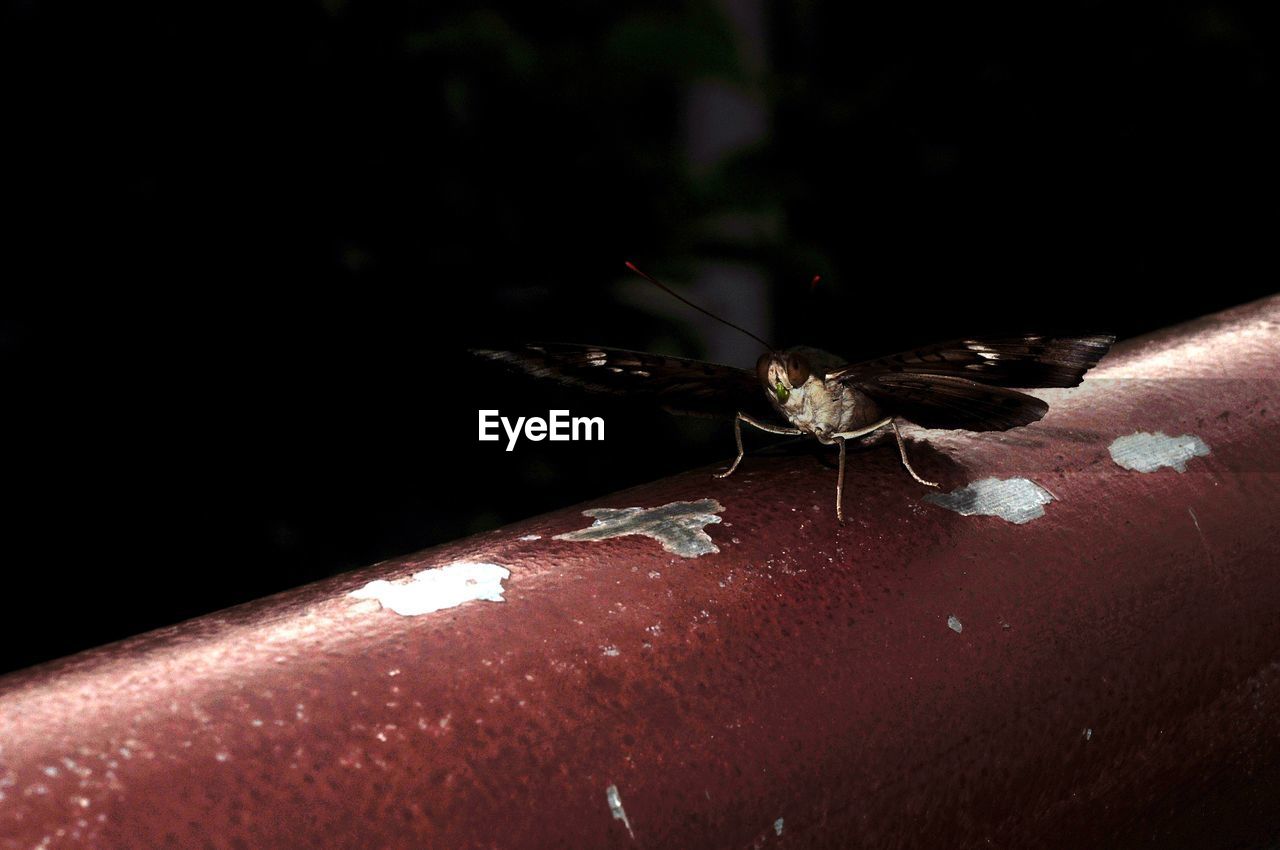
[[624, 261, 774, 351]]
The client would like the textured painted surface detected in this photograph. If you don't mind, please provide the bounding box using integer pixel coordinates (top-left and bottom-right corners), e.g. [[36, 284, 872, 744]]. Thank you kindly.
[[1108, 431, 1212, 472], [1, 297, 1279, 850], [924, 476, 1055, 524]]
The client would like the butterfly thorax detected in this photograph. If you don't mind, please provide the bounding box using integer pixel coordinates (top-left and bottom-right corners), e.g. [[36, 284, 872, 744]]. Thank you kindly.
[[763, 362, 883, 440]]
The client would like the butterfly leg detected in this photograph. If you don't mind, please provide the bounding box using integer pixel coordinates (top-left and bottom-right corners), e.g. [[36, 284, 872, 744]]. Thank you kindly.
[[835, 436, 847, 522], [715, 413, 803, 479], [832, 416, 893, 441], [891, 420, 939, 487], [826, 417, 893, 522]]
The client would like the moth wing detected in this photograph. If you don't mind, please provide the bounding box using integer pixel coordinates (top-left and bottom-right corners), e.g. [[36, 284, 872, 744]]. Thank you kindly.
[[852, 373, 1050, 432], [826, 334, 1114, 389], [472, 343, 781, 422]]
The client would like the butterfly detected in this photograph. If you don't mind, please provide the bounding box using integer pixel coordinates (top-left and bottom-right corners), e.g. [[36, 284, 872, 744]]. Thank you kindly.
[[474, 264, 1114, 521]]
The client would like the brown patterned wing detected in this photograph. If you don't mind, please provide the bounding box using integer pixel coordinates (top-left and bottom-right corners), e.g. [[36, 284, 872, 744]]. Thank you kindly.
[[471, 343, 781, 422], [826, 334, 1115, 389], [854, 373, 1050, 432]]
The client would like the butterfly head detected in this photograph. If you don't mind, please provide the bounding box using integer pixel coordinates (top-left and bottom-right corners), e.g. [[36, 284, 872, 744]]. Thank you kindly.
[[757, 351, 812, 409]]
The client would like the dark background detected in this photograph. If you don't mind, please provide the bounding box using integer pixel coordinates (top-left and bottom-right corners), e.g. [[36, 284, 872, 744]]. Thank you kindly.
[[3, 0, 1276, 674]]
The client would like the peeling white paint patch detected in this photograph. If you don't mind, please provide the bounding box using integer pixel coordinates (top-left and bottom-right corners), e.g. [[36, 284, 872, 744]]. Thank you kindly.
[[947, 615, 963, 634], [606, 783, 635, 840], [601, 645, 620, 657], [1109, 431, 1210, 473], [1084, 727, 1093, 741], [925, 477, 1054, 524], [554, 499, 724, 557], [774, 817, 785, 836], [518, 534, 541, 541], [348, 562, 510, 616]]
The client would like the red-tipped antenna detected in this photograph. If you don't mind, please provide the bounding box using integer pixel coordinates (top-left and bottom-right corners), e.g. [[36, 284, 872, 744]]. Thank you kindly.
[[624, 261, 774, 351]]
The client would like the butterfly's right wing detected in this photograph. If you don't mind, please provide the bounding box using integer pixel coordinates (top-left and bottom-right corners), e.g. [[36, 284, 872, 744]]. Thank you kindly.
[[472, 343, 782, 423]]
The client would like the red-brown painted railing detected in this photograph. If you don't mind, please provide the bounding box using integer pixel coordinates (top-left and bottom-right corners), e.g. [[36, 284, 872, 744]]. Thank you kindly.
[[2, 297, 1278, 849]]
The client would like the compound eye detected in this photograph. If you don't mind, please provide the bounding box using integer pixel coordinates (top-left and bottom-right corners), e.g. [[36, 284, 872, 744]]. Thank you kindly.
[[786, 354, 811, 387], [756, 352, 774, 388]]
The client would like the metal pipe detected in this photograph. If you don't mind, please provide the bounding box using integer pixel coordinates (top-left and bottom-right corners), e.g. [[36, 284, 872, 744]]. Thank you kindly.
[[2, 297, 1278, 849]]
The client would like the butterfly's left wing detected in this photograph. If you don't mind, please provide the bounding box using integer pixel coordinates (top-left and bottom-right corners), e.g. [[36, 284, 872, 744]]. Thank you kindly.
[[825, 334, 1115, 388], [826, 334, 1114, 432], [848, 373, 1051, 431], [472, 343, 781, 422]]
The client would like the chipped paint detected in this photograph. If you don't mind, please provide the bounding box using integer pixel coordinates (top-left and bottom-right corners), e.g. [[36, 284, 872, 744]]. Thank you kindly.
[[348, 562, 510, 616], [606, 783, 635, 840], [518, 534, 541, 541], [1084, 728, 1093, 742], [554, 499, 724, 557], [1188, 506, 1214, 564], [924, 477, 1054, 524], [774, 817, 785, 836], [1108, 431, 1210, 473], [947, 615, 963, 634]]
